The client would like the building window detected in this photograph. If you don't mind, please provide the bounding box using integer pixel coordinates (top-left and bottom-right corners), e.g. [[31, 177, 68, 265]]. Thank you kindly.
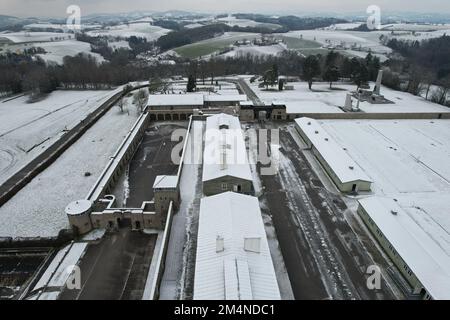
[[221, 183, 228, 190]]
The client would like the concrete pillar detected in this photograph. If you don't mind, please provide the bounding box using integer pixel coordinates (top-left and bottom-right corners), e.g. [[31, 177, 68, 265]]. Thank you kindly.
[[374, 70, 383, 95]]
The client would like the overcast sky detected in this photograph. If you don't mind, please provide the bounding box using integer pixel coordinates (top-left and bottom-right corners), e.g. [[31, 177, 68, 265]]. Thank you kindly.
[[2, 0, 450, 18]]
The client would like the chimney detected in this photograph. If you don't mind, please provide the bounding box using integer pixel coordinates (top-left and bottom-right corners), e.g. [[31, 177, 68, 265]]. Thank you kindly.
[[244, 237, 261, 253]]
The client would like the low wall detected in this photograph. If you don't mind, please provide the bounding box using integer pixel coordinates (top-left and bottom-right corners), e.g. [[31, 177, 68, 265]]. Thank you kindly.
[[144, 201, 174, 300], [175, 115, 193, 187], [86, 112, 150, 202], [287, 112, 450, 120]]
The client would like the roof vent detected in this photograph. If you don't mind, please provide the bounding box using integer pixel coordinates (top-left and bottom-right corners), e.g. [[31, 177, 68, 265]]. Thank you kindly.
[[349, 166, 354, 170], [307, 121, 311, 125], [244, 237, 261, 253], [216, 235, 225, 253], [391, 210, 398, 216], [324, 138, 329, 141], [315, 130, 319, 134]]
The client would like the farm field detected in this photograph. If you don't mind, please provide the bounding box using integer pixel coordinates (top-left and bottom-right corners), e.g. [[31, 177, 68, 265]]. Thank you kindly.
[[173, 32, 260, 58], [0, 32, 104, 64], [86, 22, 170, 41]]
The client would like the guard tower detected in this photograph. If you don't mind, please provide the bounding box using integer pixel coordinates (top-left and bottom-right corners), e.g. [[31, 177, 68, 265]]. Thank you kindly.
[[65, 200, 93, 235], [153, 175, 180, 216]]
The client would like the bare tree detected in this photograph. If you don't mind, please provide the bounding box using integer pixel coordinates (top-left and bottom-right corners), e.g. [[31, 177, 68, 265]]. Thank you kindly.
[[420, 70, 436, 100], [133, 89, 148, 113], [117, 97, 125, 113], [431, 76, 450, 106]]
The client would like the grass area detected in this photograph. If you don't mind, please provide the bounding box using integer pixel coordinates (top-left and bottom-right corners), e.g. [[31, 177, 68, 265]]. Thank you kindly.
[[297, 48, 330, 56], [174, 33, 324, 59], [174, 33, 260, 58], [277, 36, 321, 50]]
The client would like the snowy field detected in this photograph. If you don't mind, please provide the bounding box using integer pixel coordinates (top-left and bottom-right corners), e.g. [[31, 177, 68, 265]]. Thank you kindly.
[[0, 100, 139, 239], [0, 31, 72, 43], [173, 32, 260, 58], [23, 23, 102, 32], [0, 89, 120, 185], [86, 23, 170, 41], [322, 22, 365, 30], [317, 119, 450, 258], [216, 16, 281, 30], [36, 40, 105, 64], [247, 79, 450, 114], [280, 30, 392, 55], [0, 32, 105, 65], [220, 43, 287, 58]]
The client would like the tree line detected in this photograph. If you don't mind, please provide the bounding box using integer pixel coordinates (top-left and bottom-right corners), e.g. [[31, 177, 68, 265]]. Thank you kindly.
[[384, 35, 450, 106]]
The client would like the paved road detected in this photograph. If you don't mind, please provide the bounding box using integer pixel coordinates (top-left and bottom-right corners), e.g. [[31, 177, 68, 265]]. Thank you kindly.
[[59, 230, 157, 300], [259, 126, 395, 300], [0, 85, 146, 208]]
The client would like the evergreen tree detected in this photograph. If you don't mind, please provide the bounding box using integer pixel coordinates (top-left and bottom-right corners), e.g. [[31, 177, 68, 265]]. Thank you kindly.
[[302, 55, 321, 90], [323, 65, 340, 89], [187, 75, 196, 92]]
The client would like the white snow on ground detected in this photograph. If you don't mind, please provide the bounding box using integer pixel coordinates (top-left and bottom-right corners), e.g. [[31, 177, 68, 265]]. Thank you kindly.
[[381, 23, 450, 32], [280, 30, 392, 55], [23, 23, 102, 32], [247, 79, 450, 114], [0, 32, 72, 43], [221, 43, 287, 58], [0, 89, 121, 185], [343, 49, 389, 62], [1, 36, 104, 65], [36, 40, 105, 65], [81, 228, 106, 241], [47, 243, 87, 287], [87, 23, 170, 41], [323, 23, 365, 30], [317, 119, 450, 267], [0, 103, 139, 238], [216, 16, 281, 30], [24, 23, 69, 31]]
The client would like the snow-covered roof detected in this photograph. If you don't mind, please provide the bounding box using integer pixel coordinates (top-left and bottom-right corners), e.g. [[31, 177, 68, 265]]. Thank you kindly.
[[153, 175, 178, 189], [204, 94, 248, 102], [147, 94, 204, 107], [282, 100, 344, 114], [239, 101, 253, 106], [65, 200, 92, 216], [359, 197, 450, 300], [202, 114, 253, 183], [194, 192, 281, 300], [295, 117, 372, 184], [215, 89, 240, 95]]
